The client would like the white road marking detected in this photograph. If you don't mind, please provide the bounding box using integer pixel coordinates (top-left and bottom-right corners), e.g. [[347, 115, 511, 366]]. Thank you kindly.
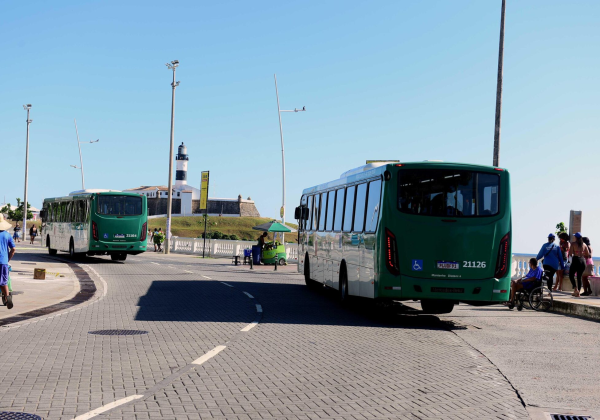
[[240, 321, 258, 332], [202, 275, 211, 279], [220, 282, 233, 287], [256, 304, 263, 313], [184, 270, 193, 274], [243, 292, 254, 299], [72, 395, 144, 420], [150, 262, 160, 265], [192, 345, 227, 365]]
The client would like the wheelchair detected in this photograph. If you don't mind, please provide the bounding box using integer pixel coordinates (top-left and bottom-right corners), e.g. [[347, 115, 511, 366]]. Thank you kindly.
[[511, 271, 554, 312]]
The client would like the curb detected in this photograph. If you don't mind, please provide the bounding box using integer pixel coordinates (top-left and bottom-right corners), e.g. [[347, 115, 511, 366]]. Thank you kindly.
[[551, 299, 600, 322]]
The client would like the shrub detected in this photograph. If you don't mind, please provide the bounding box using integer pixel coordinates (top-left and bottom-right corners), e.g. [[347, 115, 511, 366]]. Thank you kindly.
[[229, 234, 239, 241], [211, 231, 223, 240]]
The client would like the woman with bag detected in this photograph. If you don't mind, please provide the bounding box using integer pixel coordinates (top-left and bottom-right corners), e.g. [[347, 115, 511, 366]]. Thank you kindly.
[[555, 233, 571, 291], [568, 232, 590, 297], [581, 237, 594, 296]]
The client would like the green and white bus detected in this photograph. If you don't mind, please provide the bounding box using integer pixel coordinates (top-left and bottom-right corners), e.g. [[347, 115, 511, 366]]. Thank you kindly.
[[295, 161, 511, 314], [41, 190, 148, 261]]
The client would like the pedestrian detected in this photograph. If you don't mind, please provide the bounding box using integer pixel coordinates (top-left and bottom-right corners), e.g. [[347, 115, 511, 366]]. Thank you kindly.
[[508, 258, 543, 310], [555, 232, 570, 291], [29, 224, 38, 245], [13, 223, 21, 243], [536, 233, 564, 290], [568, 232, 590, 297], [581, 237, 594, 296], [152, 228, 158, 251], [0, 215, 16, 309], [154, 228, 164, 252]]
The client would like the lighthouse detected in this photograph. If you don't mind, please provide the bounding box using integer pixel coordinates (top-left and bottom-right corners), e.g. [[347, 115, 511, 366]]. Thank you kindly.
[[175, 142, 188, 187]]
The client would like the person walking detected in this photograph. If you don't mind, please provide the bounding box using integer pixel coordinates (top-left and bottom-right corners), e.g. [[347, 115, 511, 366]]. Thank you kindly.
[[555, 233, 571, 291], [0, 215, 16, 309], [152, 228, 158, 252], [13, 223, 21, 243], [581, 237, 594, 296], [568, 232, 590, 297], [536, 233, 564, 290], [29, 224, 38, 245]]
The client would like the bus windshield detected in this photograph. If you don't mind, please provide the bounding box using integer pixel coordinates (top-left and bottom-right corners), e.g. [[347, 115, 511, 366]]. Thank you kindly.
[[97, 195, 143, 216], [398, 169, 500, 217]]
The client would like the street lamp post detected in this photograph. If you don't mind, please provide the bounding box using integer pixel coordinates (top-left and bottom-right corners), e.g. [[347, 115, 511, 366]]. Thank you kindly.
[[165, 60, 180, 254], [22, 104, 32, 233], [72, 119, 99, 190], [493, 0, 506, 167], [274, 74, 305, 243]]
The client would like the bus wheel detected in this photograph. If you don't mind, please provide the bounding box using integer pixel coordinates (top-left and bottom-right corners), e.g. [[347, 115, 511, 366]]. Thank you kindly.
[[339, 265, 349, 304], [304, 256, 318, 289], [69, 239, 76, 259], [278, 258, 285, 266], [47, 236, 57, 256], [420, 299, 454, 314]]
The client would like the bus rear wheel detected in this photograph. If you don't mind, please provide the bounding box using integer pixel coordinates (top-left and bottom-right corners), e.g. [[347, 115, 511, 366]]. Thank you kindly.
[[339, 265, 349, 304], [111, 253, 127, 261], [47, 236, 57, 256], [420, 299, 455, 314]]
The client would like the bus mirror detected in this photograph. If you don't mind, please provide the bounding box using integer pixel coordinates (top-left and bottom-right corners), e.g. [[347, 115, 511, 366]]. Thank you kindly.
[[294, 207, 302, 220], [302, 207, 309, 220], [40, 209, 47, 222]]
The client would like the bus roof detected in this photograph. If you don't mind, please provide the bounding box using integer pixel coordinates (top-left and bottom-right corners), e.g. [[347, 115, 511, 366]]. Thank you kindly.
[[43, 191, 143, 203], [302, 161, 508, 195]]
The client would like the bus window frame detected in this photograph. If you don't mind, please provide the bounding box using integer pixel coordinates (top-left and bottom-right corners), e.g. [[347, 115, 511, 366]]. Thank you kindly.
[[333, 188, 345, 233], [364, 178, 383, 234], [306, 195, 313, 232], [325, 190, 336, 232], [342, 186, 356, 233], [352, 182, 368, 233], [318, 192, 327, 232]]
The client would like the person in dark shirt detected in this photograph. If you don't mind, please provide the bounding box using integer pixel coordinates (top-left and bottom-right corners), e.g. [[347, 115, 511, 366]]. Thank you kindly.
[[508, 258, 543, 309]]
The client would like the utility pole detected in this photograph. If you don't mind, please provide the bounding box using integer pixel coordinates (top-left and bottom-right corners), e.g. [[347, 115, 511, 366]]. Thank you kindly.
[[274, 74, 305, 243], [22, 104, 32, 232], [72, 119, 99, 190], [165, 60, 180, 254], [493, 0, 506, 167]]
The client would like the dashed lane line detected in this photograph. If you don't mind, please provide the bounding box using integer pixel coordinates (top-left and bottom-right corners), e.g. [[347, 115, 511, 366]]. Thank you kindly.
[[192, 345, 227, 365], [202, 275, 211, 279], [150, 262, 160, 265], [73, 395, 144, 420], [240, 321, 259, 332], [220, 282, 234, 287], [256, 304, 263, 313], [243, 292, 254, 299]]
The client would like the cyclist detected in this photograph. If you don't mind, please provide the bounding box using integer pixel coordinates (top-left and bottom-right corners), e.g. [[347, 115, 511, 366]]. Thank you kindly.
[[508, 258, 543, 310]]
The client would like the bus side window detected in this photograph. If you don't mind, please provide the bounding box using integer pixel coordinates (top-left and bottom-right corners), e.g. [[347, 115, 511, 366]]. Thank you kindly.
[[318, 192, 327, 231], [353, 183, 368, 232], [59, 203, 65, 222], [343, 186, 356, 233], [312, 194, 321, 231], [333, 188, 345, 232], [325, 190, 335, 231], [306, 196, 313, 231], [365, 180, 382, 233], [67, 202, 73, 223]]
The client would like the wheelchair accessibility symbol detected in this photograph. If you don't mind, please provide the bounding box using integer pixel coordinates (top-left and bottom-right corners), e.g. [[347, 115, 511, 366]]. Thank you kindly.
[[412, 259, 423, 271]]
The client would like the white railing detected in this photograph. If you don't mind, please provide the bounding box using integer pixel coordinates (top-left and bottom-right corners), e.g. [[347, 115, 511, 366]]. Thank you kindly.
[[512, 253, 600, 291], [170, 237, 299, 263]]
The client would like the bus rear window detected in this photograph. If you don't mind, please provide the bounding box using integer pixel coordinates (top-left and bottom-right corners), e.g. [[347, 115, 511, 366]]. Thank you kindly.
[[398, 169, 500, 217], [97, 195, 142, 216]]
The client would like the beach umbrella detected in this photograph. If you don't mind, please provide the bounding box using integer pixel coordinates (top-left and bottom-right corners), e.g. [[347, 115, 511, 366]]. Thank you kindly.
[[252, 221, 295, 233]]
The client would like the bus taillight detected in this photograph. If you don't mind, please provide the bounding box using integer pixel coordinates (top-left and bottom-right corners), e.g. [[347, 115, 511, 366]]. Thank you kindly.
[[494, 233, 510, 278], [140, 222, 147, 241], [92, 221, 99, 241], [385, 228, 400, 276]]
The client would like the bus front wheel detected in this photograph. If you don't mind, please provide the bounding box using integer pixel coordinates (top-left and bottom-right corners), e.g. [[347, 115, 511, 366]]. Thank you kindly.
[[420, 299, 455, 314], [304, 255, 318, 289], [339, 265, 349, 304], [47, 236, 57, 256]]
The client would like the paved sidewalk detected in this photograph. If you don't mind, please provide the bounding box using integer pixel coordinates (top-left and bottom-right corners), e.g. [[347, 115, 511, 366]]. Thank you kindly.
[[0, 253, 79, 321], [551, 290, 600, 321]]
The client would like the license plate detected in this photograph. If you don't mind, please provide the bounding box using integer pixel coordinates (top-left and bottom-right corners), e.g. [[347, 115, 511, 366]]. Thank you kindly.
[[114, 234, 125, 239], [431, 287, 464, 293], [437, 261, 459, 269]]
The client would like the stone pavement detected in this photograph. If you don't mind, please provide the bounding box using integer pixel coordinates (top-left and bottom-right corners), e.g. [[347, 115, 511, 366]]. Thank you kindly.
[[551, 290, 600, 321]]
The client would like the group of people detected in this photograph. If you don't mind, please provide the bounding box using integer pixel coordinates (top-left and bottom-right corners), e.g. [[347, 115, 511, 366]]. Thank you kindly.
[[11, 223, 38, 245], [510, 231, 595, 306], [150, 228, 164, 252]]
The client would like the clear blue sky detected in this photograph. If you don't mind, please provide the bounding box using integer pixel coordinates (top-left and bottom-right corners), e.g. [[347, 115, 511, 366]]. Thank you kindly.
[[1, 1, 599, 253]]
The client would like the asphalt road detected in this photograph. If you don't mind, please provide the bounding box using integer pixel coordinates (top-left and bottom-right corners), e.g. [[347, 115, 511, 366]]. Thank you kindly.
[[0, 250, 597, 419]]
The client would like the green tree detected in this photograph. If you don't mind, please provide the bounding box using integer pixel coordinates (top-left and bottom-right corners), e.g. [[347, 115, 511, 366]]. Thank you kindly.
[[555, 222, 567, 236], [0, 198, 33, 222]]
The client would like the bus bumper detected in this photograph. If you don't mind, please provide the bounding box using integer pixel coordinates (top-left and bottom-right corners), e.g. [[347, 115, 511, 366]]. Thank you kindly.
[[379, 274, 511, 303], [89, 241, 148, 255]]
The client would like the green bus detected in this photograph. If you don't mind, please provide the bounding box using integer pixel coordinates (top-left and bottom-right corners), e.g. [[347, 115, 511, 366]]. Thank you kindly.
[[295, 161, 511, 314], [41, 190, 148, 261]]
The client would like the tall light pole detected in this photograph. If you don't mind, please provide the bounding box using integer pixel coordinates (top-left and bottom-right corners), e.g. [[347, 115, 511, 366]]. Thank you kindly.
[[73, 119, 99, 190], [22, 104, 32, 232], [165, 60, 180, 254], [274, 74, 305, 243], [493, 0, 506, 167]]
